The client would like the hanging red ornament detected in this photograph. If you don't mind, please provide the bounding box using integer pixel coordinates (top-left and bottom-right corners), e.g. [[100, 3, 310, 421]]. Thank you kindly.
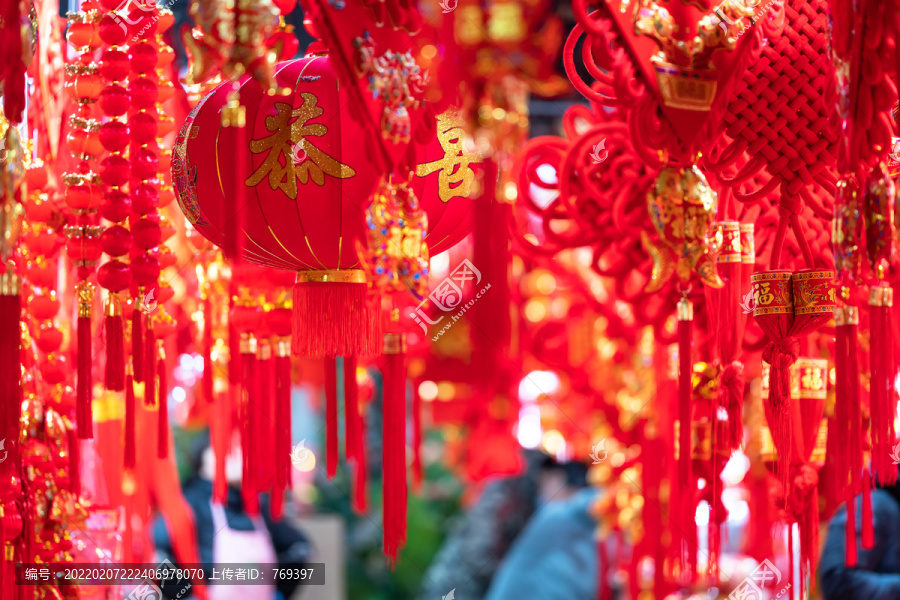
[[173, 56, 382, 357]]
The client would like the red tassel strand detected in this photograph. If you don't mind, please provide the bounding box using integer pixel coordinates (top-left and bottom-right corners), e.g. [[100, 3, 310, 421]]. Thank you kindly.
[[258, 342, 275, 496], [862, 469, 874, 549], [869, 286, 896, 485], [77, 282, 95, 439], [383, 333, 408, 566], [676, 297, 695, 583], [412, 378, 423, 492], [203, 295, 214, 402], [144, 326, 157, 408], [846, 495, 858, 567], [104, 294, 125, 391], [272, 341, 292, 519], [124, 366, 136, 469], [276, 341, 292, 489], [240, 335, 260, 516], [325, 357, 339, 479], [132, 300, 144, 383], [344, 356, 360, 465], [158, 344, 168, 459]]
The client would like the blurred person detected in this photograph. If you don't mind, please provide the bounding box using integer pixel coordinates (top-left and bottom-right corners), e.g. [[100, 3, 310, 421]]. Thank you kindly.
[[483, 462, 602, 600], [819, 467, 900, 599], [154, 432, 313, 600], [416, 453, 593, 600]]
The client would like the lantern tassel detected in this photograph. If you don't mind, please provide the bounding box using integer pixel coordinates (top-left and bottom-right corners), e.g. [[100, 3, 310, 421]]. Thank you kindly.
[[240, 337, 260, 515], [862, 469, 874, 549], [203, 296, 214, 402], [145, 326, 157, 408], [158, 345, 168, 459], [104, 294, 125, 391], [412, 379, 423, 492], [325, 357, 338, 479], [259, 344, 275, 495], [132, 296, 144, 383], [869, 287, 896, 485], [272, 342, 292, 519], [676, 297, 695, 583], [276, 341, 292, 490], [846, 495, 858, 567], [124, 365, 136, 469], [344, 356, 368, 513], [77, 282, 95, 439], [353, 409, 369, 515], [344, 356, 359, 465], [383, 333, 408, 566], [292, 273, 381, 358]]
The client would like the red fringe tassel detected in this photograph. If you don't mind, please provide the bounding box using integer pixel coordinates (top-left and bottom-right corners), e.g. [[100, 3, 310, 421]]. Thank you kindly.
[[203, 296, 214, 402], [862, 470, 874, 549], [144, 327, 156, 408], [132, 306, 144, 383], [104, 302, 125, 391], [870, 289, 897, 486], [241, 347, 260, 515], [291, 281, 381, 358], [677, 305, 695, 583], [412, 380, 423, 492], [382, 348, 408, 566], [125, 370, 136, 469], [77, 313, 93, 439], [325, 357, 338, 479], [158, 351, 168, 459]]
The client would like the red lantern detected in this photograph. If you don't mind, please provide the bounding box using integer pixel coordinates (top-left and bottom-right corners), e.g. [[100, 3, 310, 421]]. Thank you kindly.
[[173, 56, 386, 357], [410, 107, 482, 256]]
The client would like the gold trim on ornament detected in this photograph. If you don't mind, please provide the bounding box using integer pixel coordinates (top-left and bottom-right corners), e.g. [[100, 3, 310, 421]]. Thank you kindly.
[[240, 333, 257, 355], [384, 333, 407, 355], [870, 286, 894, 307], [677, 297, 693, 321], [0, 271, 21, 296], [296, 269, 366, 284]]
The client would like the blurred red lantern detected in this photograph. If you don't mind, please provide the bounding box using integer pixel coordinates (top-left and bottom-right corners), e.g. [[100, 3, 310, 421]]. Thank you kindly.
[[173, 56, 383, 357], [410, 107, 482, 255], [174, 56, 474, 357]]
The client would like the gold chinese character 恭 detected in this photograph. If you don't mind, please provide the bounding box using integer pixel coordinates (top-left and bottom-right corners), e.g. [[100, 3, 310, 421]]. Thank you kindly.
[[415, 110, 480, 203], [245, 93, 356, 200]]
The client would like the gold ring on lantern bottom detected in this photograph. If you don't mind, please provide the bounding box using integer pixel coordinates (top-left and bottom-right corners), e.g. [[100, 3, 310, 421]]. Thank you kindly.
[[295, 269, 366, 284]]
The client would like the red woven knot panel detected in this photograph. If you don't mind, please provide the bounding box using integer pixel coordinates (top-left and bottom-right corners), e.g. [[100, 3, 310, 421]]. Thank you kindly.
[[719, 0, 839, 197]]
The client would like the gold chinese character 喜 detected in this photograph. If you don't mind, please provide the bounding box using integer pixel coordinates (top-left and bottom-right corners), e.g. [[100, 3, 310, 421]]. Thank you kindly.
[[245, 93, 356, 200], [415, 110, 480, 203]]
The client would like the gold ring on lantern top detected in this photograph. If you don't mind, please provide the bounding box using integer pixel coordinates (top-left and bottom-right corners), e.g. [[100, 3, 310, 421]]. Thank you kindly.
[[296, 269, 367, 284]]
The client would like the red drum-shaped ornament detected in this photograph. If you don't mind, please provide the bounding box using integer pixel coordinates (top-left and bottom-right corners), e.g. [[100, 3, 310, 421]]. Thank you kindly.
[[172, 56, 382, 357]]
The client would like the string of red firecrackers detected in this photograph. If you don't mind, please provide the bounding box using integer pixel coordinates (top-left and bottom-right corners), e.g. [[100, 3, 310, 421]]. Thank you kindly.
[[152, 9, 180, 461], [63, 3, 104, 445], [96, 0, 132, 406], [120, 1, 162, 457]]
